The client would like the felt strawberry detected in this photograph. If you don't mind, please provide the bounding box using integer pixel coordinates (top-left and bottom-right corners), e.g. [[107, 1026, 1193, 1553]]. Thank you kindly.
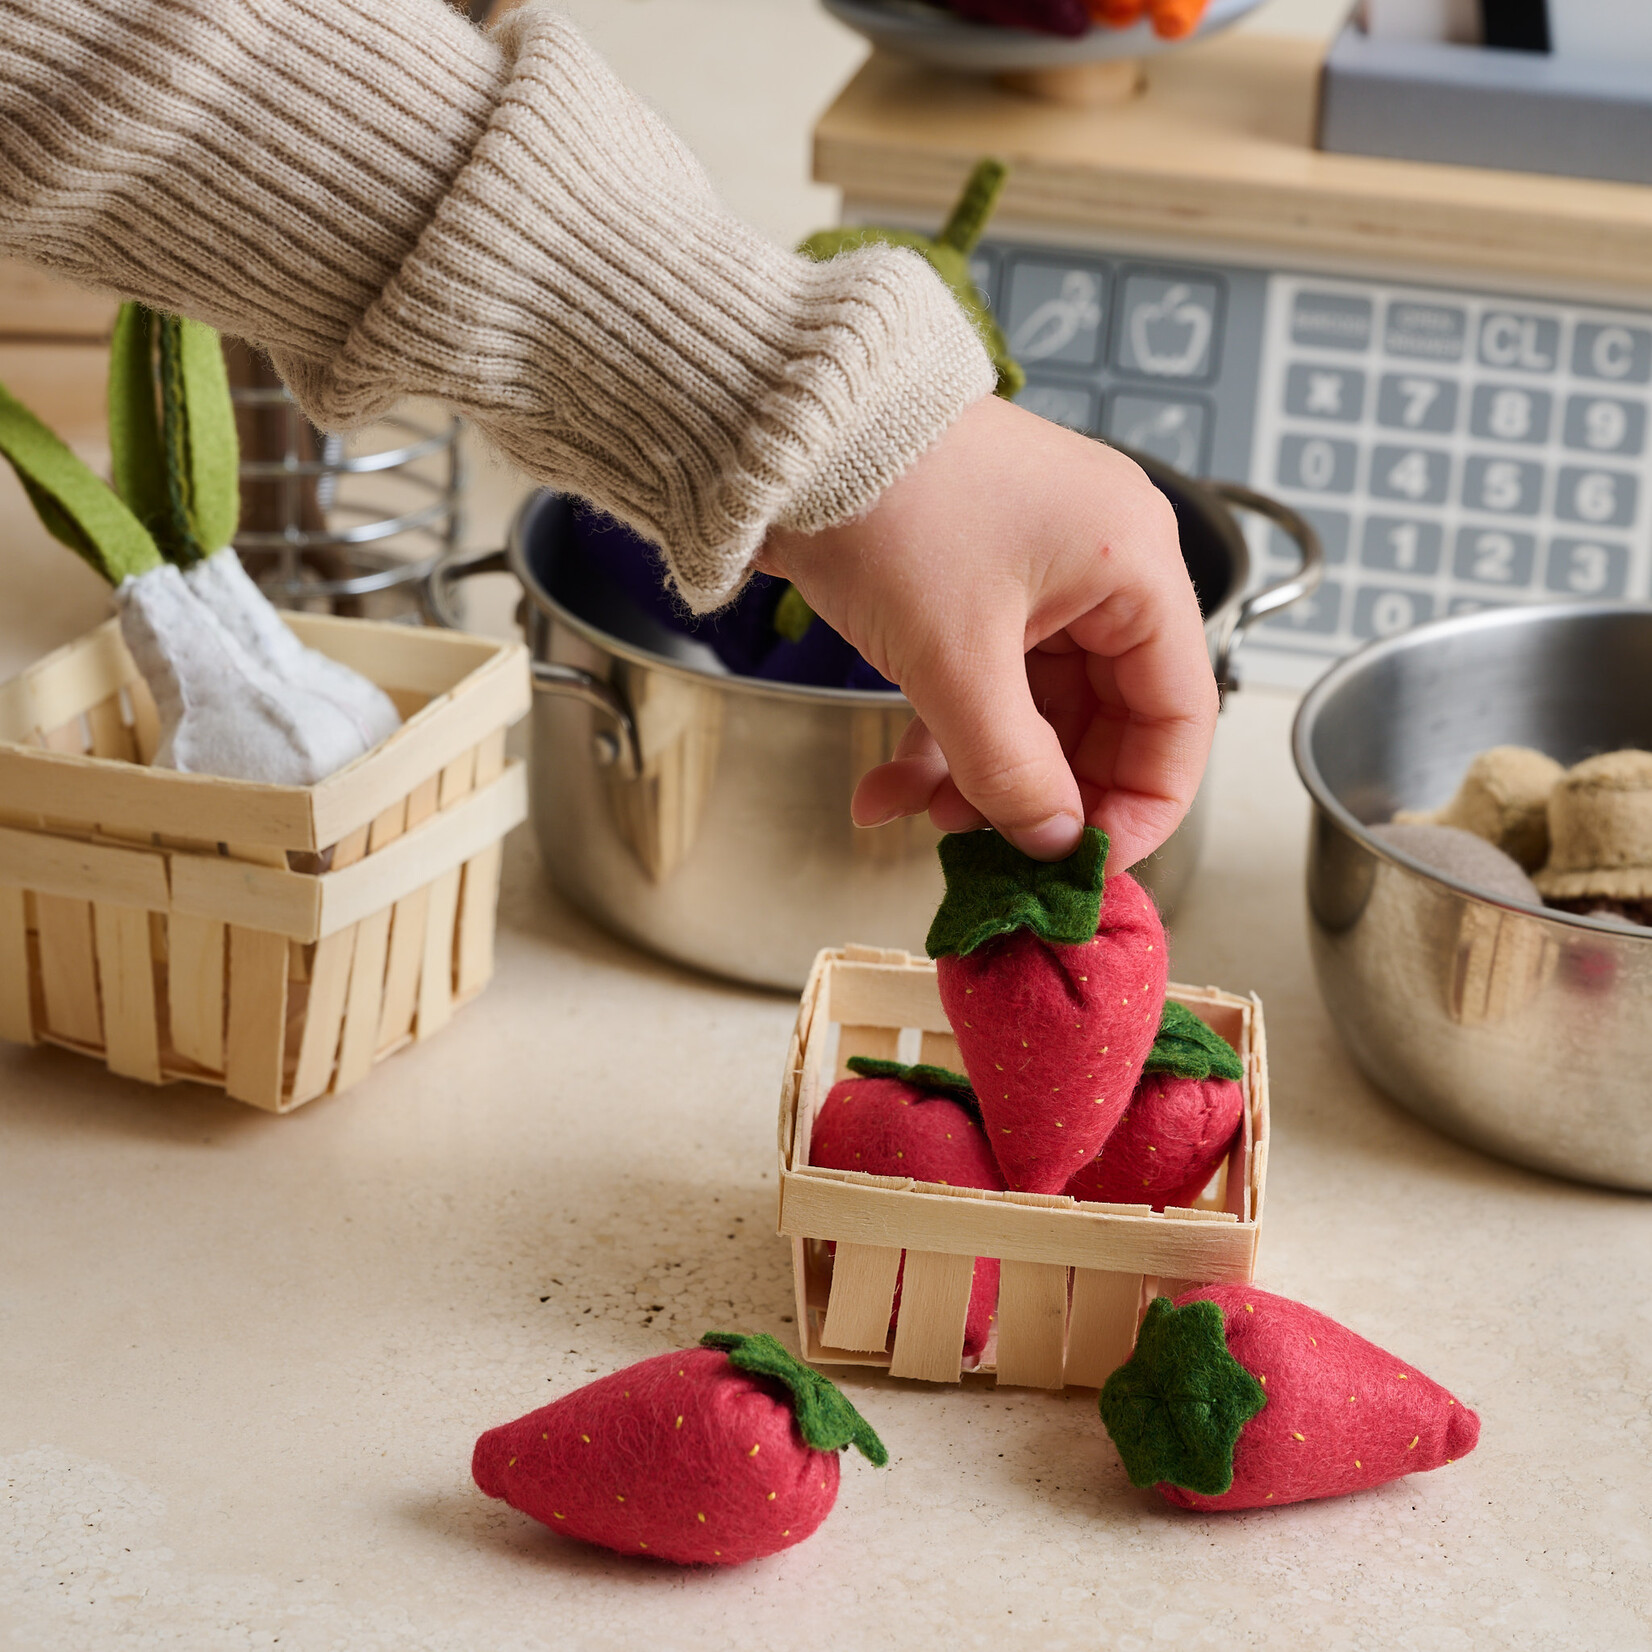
[[1063, 1001, 1245, 1209], [812, 1056, 1003, 1363], [927, 828, 1167, 1194], [1099, 1286, 1480, 1510], [473, 1332, 887, 1565]]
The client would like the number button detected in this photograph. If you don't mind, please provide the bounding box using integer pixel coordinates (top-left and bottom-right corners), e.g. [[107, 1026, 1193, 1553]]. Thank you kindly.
[[1262, 578, 1343, 635], [1462, 455, 1544, 517], [1385, 303, 1467, 363], [1278, 434, 1357, 494], [1469, 384, 1551, 445], [1269, 509, 1349, 566], [1453, 527, 1536, 588], [1545, 539, 1629, 598], [1292, 292, 1373, 352], [1353, 585, 1436, 639], [1571, 323, 1652, 385], [1284, 364, 1365, 423], [1361, 516, 1442, 575], [1554, 466, 1638, 528], [1370, 444, 1451, 505], [1376, 374, 1458, 433], [1477, 310, 1560, 373], [1563, 395, 1646, 457]]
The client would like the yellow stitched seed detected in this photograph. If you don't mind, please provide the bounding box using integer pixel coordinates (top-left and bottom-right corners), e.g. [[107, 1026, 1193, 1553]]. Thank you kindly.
[[1446, 1458, 1453, 1465], [964, 1022, 972, 1028], [1266, 1492, 1274, 1499], [895, 1150, 903, 1158], [1309, 1337, 1317, 1347], [1101, 1047, 1109, 1054], [616, 1494, 625, 1502], [1021, 1040, 1028, 1048], [1245, 1304, 1254, 1312], [639, 1541, 648, 1549], [767, 1492, 775, 1500], [624, 1391, 630, 1399], [1354, 1460, 1361, 1470], [1078, 975, 1088, 982], [713, 1550, 721, 1556], [1055, 1122, 1063, 1128], [581, 1434, 591, 1443], [1122, 998, 1128, 1005], [1146, 1144, 1155, 1151], [1448, 1398, 1455, 1405], [1348, 1396, 1355, 1403], [1396, 1373, 1408, 1380], [966, 987, 973, 994], [995, 1063, 1003, 1071], [749, 1444, 761, 1456], [782, 1530, 790, 1536], [553, 1512, 564, 1519], [542, 1432, 548, 1440], [1147, 944, 1154, 951], [1292, 1432, 1305, 1442], [697, 1513, 706, 1522], [1001, 1127, 1011, 1133], [1408, 1436, 1419, 1450], [676, 1416, 684, 1428], [508, 1457, 516, 1467], [679, 1370, 685, 1377], [1260, 1374, 1266, 1385]]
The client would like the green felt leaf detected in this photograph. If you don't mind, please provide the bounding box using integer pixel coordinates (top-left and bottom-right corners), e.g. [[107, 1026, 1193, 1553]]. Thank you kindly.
[[797, 158, 1024, 400], [155, 313, 240, 566], [925, 827, 1109, 958], [700, 1332, 888, 1466], [773, 583, 815, 644], [108, 304, 171, 550], [844, 1055, 977, 1103], [177, 316, 240, 556], [1098, 1297, 1266, 1497], [1144, 1001, 1244, 1082], [0, 379, 161, 584]]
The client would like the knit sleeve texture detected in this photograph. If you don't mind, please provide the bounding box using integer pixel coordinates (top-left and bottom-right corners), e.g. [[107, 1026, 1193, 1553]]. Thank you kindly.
[[0, 0, 995, 608]]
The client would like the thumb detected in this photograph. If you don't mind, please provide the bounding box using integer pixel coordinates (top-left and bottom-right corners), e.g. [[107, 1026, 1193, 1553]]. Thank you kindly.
[[905, 636, 1084, 860]]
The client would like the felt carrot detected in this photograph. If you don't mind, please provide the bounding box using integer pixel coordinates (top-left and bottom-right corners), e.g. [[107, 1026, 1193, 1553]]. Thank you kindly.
[[472, 1333, 887, 1565], [813, 1056, 1003, 1362], [927, 827, 1167, 1194], [1063, 1000, 1244, 1209], [1100, 1286, 1481, 1510], [800, 159, 1025, 397], [1147, 0, 1209, 37]]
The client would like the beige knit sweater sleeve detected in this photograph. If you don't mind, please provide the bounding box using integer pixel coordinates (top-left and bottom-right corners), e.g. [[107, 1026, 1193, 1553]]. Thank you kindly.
[[0, 0, 994, 608]]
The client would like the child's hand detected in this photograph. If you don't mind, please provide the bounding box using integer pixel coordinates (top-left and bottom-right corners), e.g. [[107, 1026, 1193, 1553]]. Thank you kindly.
[[759, 395, 1217, 867]]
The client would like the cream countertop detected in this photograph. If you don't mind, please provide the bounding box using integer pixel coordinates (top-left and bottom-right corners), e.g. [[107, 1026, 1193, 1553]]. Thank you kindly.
[[2, 1, 1649, 1646]]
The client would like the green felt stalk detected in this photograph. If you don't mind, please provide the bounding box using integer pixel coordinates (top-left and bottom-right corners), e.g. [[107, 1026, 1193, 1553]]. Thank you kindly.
[[155, 312, 240, 566], [845, 1055, 977, 1103], [773, 583, 815, 644], [797, 158, 1024, 399], [935, 159, 1007, 256], [700, 1332, 888, 1466], [0, 379, 161, 584], [1144, 1001, 1244, 1082], [926, 827, 1109, 958], [1098, 1297, 1266, 1496], [108, 304, 170, 549]]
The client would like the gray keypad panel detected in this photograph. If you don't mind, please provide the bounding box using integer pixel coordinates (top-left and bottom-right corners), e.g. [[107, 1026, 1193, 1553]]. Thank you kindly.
[[967, 246, 1652, 687]]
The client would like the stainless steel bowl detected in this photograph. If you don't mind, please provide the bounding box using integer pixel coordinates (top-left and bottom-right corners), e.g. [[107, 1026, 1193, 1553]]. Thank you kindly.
[[1294, 602, 1652, 1190], [434, 455, 1319, 991]]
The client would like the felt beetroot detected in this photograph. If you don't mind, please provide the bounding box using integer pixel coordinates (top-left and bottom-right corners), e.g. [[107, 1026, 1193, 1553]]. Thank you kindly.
[[1063, 1001, 1245, 1209], [813, 1056, 1003, 1363], [473, 1332, 886, 1565], [1100, 1286, 1480, 1510], [927, 828, 1167, 1194], [947, 0, 1092, 38]]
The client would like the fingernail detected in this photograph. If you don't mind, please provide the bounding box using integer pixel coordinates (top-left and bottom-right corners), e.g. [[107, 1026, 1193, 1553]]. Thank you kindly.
[[1010, 813, 1083, 860], [854, 807, 900, 829]]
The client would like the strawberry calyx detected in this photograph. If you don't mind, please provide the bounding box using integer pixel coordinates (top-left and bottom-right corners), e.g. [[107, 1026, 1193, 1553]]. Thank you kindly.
[[925, 827, 1110, 959], [844, 1055, 977, 1104], [1143, 1001, 1244, 1082], [1099, 1297, 1265, 1496], [699, 1333, 889, 1466]]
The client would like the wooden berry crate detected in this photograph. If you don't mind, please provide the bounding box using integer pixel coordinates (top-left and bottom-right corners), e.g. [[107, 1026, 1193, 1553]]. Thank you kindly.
[[777, 945, 1269, 1389], [0, 613, 529, 1111]]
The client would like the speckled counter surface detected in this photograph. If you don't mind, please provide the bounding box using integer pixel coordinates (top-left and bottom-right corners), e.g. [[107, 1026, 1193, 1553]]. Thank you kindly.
[[4, 661, 1649, 1652], [2, 0, 1649, 1643]]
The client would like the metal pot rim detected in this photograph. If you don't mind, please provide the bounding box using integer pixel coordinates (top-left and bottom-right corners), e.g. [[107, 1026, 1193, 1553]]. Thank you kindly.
[[1292, 599, 1652, 944]]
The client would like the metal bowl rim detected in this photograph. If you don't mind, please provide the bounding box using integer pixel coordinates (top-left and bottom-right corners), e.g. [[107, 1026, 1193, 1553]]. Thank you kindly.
[[1291, 599, 1652, 944]]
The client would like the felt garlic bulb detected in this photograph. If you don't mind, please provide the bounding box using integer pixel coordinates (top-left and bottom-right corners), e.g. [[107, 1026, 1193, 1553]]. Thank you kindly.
[[184, 547, 401, 750], [0, 310, 399, 786]]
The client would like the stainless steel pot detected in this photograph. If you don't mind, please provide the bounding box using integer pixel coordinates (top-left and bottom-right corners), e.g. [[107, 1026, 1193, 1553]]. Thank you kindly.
[[1294, 602, 1652, 1190], [433, 454, 1320, 990]]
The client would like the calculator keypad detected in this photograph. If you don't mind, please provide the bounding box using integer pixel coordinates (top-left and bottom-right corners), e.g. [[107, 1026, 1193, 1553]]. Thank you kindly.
[[1251, 274, 1652, 684]]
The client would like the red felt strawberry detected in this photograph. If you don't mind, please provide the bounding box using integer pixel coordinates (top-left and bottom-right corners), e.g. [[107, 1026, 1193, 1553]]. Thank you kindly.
[[473, 1332, 886, 1565], [1099, 1286, 1480, 1510], [928, 828, 1167, 1194], [812, 1056, 1003, 1363], [1064, 1000, 1245, 1209]]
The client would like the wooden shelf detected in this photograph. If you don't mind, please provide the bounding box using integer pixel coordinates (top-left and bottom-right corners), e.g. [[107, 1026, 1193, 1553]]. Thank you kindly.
[[814, 33, 1652, 296]]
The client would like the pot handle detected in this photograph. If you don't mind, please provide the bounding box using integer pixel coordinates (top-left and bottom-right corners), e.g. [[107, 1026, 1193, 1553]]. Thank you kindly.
[[1204, 482, 1325, 695], [421, 545, 643, 779]]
